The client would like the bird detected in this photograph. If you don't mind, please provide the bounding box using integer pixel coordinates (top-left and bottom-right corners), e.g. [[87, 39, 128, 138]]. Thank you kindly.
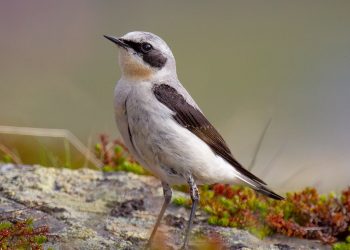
[[104, 31, 284, 249]]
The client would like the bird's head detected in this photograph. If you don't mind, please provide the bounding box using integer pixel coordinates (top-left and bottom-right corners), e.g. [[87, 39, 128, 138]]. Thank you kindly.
[[104, 31, 176, 81]]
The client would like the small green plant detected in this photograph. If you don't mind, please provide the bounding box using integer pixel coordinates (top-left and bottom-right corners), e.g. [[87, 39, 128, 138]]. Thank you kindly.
[[1, 154, 13, 163], [95, 134, 147, 175], [333, 236, 350, 250], [0, 217, 49, 249], [0, 143, 21, 164]]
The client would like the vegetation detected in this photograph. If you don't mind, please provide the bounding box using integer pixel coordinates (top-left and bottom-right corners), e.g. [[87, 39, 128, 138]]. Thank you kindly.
[[94, 134, 147, 175], [0, 217, 49, 250], [173, 184, 350, 249]]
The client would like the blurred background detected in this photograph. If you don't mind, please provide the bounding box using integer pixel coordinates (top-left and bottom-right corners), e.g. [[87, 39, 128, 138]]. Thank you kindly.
[[1, 1, 350, 192]]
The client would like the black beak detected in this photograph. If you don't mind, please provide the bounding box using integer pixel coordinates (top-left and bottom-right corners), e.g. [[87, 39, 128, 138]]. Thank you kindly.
[[103, 35, 129, 49]]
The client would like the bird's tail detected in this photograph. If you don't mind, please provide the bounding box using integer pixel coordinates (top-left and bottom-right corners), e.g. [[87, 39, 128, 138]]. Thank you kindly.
[[255, 185, 284, 200], [235, 172, 284, 200]]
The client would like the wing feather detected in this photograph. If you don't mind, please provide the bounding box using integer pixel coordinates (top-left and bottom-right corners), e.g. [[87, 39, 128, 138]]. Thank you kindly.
[[153, 83, 267, 185]]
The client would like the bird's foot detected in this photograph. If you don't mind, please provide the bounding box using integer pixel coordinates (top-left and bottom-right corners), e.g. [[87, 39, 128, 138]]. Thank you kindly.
[[144, 239, 154, 250], [180, 244, 189, 250]]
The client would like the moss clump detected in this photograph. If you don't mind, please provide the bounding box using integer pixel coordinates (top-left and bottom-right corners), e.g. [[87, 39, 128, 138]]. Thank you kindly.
[[173, 184, 350, 246], [333, 235, 350, 250], [172, 196, 191, 208], [1, 154, 14, 163], [95, 134, 147, 175], [0, 218, 49, 249]]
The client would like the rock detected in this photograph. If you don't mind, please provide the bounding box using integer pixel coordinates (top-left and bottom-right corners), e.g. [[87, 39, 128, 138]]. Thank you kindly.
[[110, 199, 145, 217], [0, 164, 330, 250]]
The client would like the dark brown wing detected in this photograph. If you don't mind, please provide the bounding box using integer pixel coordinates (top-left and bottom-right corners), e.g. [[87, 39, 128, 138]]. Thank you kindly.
[[153, 84, 266, 185]]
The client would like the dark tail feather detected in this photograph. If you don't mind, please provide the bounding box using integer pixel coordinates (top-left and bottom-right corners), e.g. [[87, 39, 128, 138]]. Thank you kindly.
[[256, 185, 284, 200]]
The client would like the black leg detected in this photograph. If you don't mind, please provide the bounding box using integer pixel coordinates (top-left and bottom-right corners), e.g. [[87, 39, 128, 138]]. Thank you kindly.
[[146, 182, 172, 248], [182, 175, 199, 250]]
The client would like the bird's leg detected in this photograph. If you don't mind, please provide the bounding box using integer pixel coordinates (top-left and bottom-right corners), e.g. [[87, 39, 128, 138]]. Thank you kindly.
[[146, 182, 172, 248], [182, 175, 199, 250]]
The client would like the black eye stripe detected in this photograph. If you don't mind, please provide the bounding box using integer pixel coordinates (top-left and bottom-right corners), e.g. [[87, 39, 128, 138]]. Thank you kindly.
[[143, 50, 167, 68], [121, 39, 142, 54], [121, 39, 167, 69]]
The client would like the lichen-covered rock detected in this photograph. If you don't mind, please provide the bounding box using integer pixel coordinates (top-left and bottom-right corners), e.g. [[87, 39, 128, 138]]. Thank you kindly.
[[0, 164, 330, 250]]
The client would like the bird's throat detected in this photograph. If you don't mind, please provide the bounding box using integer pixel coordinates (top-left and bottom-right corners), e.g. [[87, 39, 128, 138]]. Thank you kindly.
[[119, 52, 154, 80]]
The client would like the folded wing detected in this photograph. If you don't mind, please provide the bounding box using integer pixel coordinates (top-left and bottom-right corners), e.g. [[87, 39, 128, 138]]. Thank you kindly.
[[153, 83, 267, 185]]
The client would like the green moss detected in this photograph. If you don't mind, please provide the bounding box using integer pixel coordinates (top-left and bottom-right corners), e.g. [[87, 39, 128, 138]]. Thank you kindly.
[[203, 205, 214, 214], [174, 183, 350, 246], [2, 155, 13, 163], [34, 235, 47, 244], [217, 217, 230, 227], [208, 216, 218, 225], [0, 218, 48, 249], [333, 242, 350, 250], [95, 136, 149, 175], [0, 221, 12, 230], [173, 196, 190, 207], [248, 226, 271, 239], [218, 196, 233, 208], [119, 161, 146, 175]]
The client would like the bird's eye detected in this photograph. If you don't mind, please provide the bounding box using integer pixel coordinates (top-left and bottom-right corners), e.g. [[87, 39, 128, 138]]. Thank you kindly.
[[141, 43, 153, 53]]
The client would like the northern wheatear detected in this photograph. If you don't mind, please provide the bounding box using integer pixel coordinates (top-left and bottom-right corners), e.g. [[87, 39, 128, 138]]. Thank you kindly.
[[104, 31, 283, 249]]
